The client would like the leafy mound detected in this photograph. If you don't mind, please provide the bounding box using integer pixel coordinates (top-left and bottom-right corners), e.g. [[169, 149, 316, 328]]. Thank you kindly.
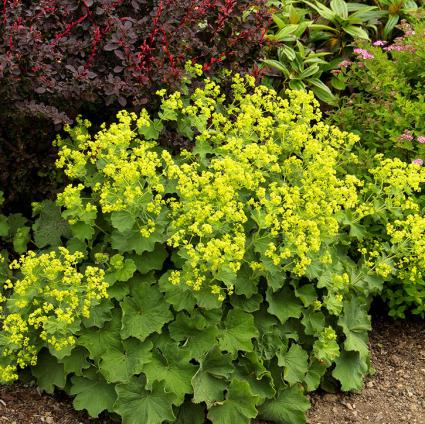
[[0, 75, 424, 423], [331, 20, 425, 318]]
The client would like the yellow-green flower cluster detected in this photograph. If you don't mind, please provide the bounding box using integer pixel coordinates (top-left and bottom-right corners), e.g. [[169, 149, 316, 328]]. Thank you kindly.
[[51, 73, 424, 311], [368, 155, 425, 208], [56, 111, 166, 238], [0, 248, 108, 383], [387, 214, 425, 283], [56, 183, 97, 227], [358, 158, 425, 280], [163, 81, 362, 284], [55, 117, 92, 179], [53, 74, 368, 298]]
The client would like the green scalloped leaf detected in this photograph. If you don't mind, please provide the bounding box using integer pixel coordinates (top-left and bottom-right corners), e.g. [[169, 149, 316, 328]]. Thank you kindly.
[[158, 271, 197, 312], [132, 244, 168, 274], [294, 284, 317, 307], [301, 310, 325, 336], [33, 200, 71, 248], [120, 276, 172, 342], [233, 352, 276, 400], [78, 309, 122, 358], [259, 384, 310, 424], [191, 346, 233, 407], [207, 379, 260, 424], [303, 360, 327, 392], [69, 221, 95, 241], [230, 294, 262, 313], [234, 264, 258, 298], [0, 215, 9, 237], [332, 350, 368, 391], [59, 347, 90, 377], [111, 210, 136, 233], [70, 373, 116, 418], [105, 258, 137, 284], [143, 343, 197, 406], [31, 350, 66, 394], [100, 338, 153, 383], [138, 118, 164, 140], [82, 299, 114, 328], [115, 376, 176, 424], [267, 287, 303, 324], [169, 310, 219, 359], [338, 298, 371, 359], [175, 401, 205, 424], [13, 226, 30, 254], [277, 344, 309, 385], [313, 335, 340, 365], [218, 309, 259, 356], [111, 226, 165, 255]]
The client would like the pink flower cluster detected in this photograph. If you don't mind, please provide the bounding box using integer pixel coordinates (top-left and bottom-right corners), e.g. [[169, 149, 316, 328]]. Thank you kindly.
[[338, 60, 352, 68], [412, 159, 423, 166], [372, 40, 387, 47], [398, 130, 413, 141], [353, 48, 374, 60], [398, 132, 425, 144], [384, 44, 408, 52]]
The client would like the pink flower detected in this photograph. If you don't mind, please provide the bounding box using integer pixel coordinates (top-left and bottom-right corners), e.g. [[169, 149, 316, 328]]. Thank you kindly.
[[417, 136, 425, 144], [353, 48, 374, 60], [384, 45, 406, 52], [412, 159, 423, 166], [372, 40, 387, 46], [399, 130, 413, 141], [338, 60, 352, 68]]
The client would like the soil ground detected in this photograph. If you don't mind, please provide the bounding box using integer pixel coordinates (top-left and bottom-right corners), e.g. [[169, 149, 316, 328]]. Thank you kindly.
[[0, 317, 424, 424], [306, 317, 425, 424]]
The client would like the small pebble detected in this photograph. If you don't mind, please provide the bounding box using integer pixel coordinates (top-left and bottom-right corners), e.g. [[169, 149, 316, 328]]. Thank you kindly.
[[340, 400, 353, 410], [323, 394, 338, 402]]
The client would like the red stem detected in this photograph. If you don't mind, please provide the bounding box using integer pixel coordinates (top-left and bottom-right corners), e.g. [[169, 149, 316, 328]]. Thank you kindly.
[[49, 1, 92, 46], [2, 0, 7, 25]]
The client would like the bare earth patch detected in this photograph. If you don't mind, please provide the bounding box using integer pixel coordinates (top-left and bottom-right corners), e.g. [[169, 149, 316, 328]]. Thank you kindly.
[[0, 317, 424, 424], [306, 318, 425, 424]]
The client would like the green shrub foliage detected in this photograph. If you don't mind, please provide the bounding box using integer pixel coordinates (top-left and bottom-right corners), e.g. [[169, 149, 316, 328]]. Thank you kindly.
[[1, 73, 424, 423], [332, 20, 425, 165]]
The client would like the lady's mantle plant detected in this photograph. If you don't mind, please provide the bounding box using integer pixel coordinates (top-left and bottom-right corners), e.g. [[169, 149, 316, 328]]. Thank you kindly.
[[1, 71, 424, 423]]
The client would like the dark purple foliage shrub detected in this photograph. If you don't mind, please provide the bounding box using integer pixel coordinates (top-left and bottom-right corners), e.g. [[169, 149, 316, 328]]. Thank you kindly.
[[0, 0, 270, 210]]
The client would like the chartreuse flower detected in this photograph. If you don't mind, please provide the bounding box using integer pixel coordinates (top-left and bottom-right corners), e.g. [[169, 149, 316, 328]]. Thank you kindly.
[[0, 248, 108, 383]]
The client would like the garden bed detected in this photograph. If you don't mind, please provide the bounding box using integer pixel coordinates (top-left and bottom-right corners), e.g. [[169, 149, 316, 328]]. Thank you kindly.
[[1, 317, 423, 424], [0, 2, 424, 424]]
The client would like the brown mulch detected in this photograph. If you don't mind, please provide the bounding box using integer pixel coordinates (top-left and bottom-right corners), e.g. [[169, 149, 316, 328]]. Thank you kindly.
[[0, 386, 114, 424], [0, 318, 424, 424]]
